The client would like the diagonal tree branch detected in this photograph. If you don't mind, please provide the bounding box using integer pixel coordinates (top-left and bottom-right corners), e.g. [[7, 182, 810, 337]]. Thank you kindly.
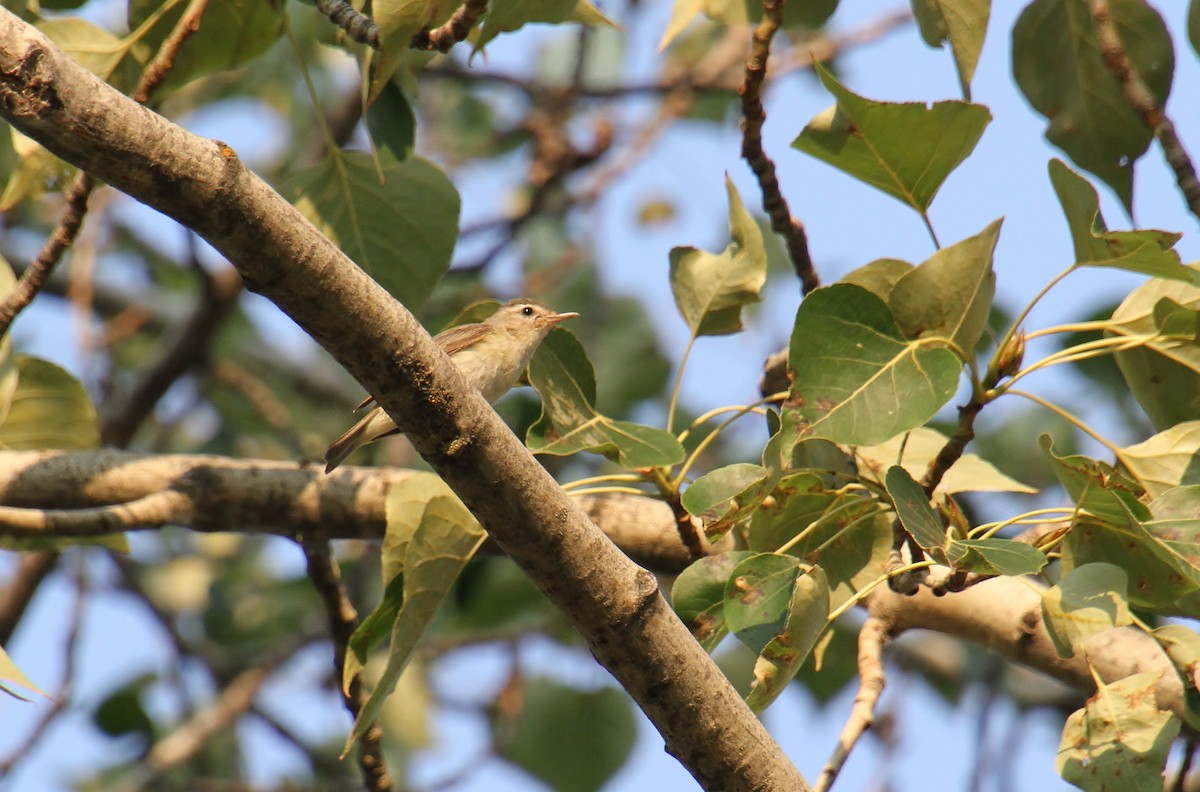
[[0, 17, 807, 788]]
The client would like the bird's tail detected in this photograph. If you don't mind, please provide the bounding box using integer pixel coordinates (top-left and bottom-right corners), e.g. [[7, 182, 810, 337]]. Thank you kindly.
[[323, 408, 399, 473]]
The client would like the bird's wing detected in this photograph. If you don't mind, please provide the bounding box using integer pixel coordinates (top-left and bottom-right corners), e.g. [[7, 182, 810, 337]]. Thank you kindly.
[[434, 322, 492, 356]]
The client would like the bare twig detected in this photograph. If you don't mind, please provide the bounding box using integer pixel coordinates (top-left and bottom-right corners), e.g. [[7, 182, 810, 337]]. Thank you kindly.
[[815, 617, 888, 792], [0, 550, 58, 644], [0, 173, 95, 340], [113, 637, 316, 792], [300, 538, 392, 792], [739, 0, 819, 294], [1087, 0, 1200, 222], [99, 265, 242, 447], [132, 0, 211, 104], [0, 558, 87, 777]]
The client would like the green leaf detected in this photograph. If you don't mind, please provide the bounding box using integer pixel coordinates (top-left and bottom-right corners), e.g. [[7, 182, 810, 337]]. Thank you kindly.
[[497, 677, 636, 792], [658, 0, 838, 49], [127, 0, 284, 97], [838, 258, 914, 301], [366, 81, 416, 163], [946, 538, 1047, 576], [672, 551, 757, 652], [681, 463, 773, 538], [669, 175, 765, 337], [0, 256, 17, 424], [747, 472, 836, 553], [38, 18, 142, 91], [369, 0, 455, 99], [1109, 269, 1200, 430], [723, 554, 801, 655], [285, 153, 459, 311], [1151, 624, 1200, 729], [1041, 562, 1132, 659], [1060, 487, 1200, 616], [1014, 0, 1174, 211], [792, 62, 991, 214], [527, 330, 685, 469], [1048, 160, 1188, 281], [0, 643, 46, 701], [745, 565, 829, 713], [885, 465, 947, 562], [0, 356, 99, 451], [857, 427, 1036, 494], [476, 0, 619, 53], [889, 219, 1000, 356], [911, 0, 991, 100], [1040, 434, 1147, 525], [1120, 420, 1200, 499], [344, 474, 487, 752], [789, 284, 962, 446], [1191, 0, 1200, 59], [1057, 672, 1178, 791]]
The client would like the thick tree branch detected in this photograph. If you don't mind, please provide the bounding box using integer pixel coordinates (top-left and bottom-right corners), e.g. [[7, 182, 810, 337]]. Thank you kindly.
[[0, 21, 804, 786], [0, 448, 1187, 734]]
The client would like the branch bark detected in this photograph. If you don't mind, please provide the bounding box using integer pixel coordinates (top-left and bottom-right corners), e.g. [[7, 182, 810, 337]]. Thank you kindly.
[[0, 16, 805, 790]]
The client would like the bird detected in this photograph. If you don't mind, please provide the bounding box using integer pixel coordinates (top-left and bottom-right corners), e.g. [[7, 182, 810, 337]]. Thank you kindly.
[[323, 298, 579, 473]]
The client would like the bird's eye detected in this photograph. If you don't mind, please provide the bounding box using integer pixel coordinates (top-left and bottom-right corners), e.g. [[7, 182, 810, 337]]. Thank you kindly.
[[521, 306, 535, 317]]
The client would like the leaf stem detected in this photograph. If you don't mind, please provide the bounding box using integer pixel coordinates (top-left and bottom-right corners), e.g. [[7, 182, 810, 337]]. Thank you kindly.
[[969, 508, 1077, 540], [826, 560, 935, 623], [1004, 389, 1123, 458], [920, 212, 941, 249], [561, 473, 649, 492], [666, 332, 698, 435]]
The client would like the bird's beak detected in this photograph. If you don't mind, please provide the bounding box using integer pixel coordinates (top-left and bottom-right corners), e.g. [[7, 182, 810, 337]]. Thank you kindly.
[[547, 311, 579, 324]]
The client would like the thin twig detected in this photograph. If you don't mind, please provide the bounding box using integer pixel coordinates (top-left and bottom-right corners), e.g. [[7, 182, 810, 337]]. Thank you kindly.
[[99, 264, 242, 447], [0, 173, 94, 340], [739, 0, 819, 294], [300, 538, 393, 792], [0, 550, 58, 644], [815, 617, 888, 792], [132, 0, 211, 104], [1086, 0, 1200, 222], [0, 557, 87, 777]]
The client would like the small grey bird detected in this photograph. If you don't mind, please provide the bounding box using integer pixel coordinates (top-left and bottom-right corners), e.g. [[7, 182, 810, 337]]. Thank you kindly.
[[323, 298, 579, 473]]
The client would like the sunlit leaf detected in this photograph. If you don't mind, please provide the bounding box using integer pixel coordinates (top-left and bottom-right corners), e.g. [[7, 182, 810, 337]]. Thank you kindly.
[[0, 356, 99, 451], [369, 0, 456, 99], [669, 175, 765, 337], [1109, 269, 1200, 430], [1014, 0, 1173, 211], [476, 0, 618, 53], [792, 62, 990, 214], [911, 0, 990, 100], [1041, 562, 1132, 659], [857, 427, 1036, 494], [672, 551, 756, 652], [658, 0, 837, 49], [1151, 624, 1200, 729], [889, 219, 1000, 356], [0, 643, 46, 701], [724, 554, 801, 655], [789, 284, 962, 446], [344, 474, 487, 751], [527, 330, 685, 468], [1120, 421, 1200, 499], [838, 258, 914, 301], [1057, 672, 1178, 790], [1048, 159, 1188, 281]]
